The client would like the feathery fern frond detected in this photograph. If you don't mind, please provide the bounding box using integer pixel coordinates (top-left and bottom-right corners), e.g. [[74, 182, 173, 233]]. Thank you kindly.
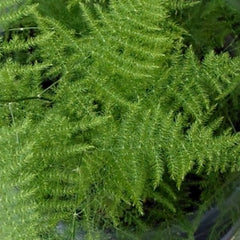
[[2, 0, 240, 239]]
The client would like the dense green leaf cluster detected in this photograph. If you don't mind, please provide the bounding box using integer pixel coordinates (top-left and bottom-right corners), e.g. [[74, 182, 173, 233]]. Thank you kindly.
[[1, 0, 240, 239]]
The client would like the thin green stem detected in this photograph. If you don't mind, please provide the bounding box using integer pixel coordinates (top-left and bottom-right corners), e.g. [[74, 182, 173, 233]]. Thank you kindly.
[[8, 103, 19, 144], [37, 81, 59, 97], [0, 96, 52, 104], [71, 212, 77, 240], [7, 27, 54, 32]]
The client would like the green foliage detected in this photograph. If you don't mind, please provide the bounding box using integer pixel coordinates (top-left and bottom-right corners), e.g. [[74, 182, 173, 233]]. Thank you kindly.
[[1, 0, 240, 239], [171, 0, 240, 59]]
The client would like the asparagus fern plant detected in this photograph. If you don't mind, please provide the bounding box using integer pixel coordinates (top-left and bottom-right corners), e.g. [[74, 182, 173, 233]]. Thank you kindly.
[[1, 0, 240, 239]]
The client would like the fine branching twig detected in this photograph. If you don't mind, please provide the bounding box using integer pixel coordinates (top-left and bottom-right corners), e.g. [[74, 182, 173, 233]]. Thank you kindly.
[[0, 96, 52, 104]]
